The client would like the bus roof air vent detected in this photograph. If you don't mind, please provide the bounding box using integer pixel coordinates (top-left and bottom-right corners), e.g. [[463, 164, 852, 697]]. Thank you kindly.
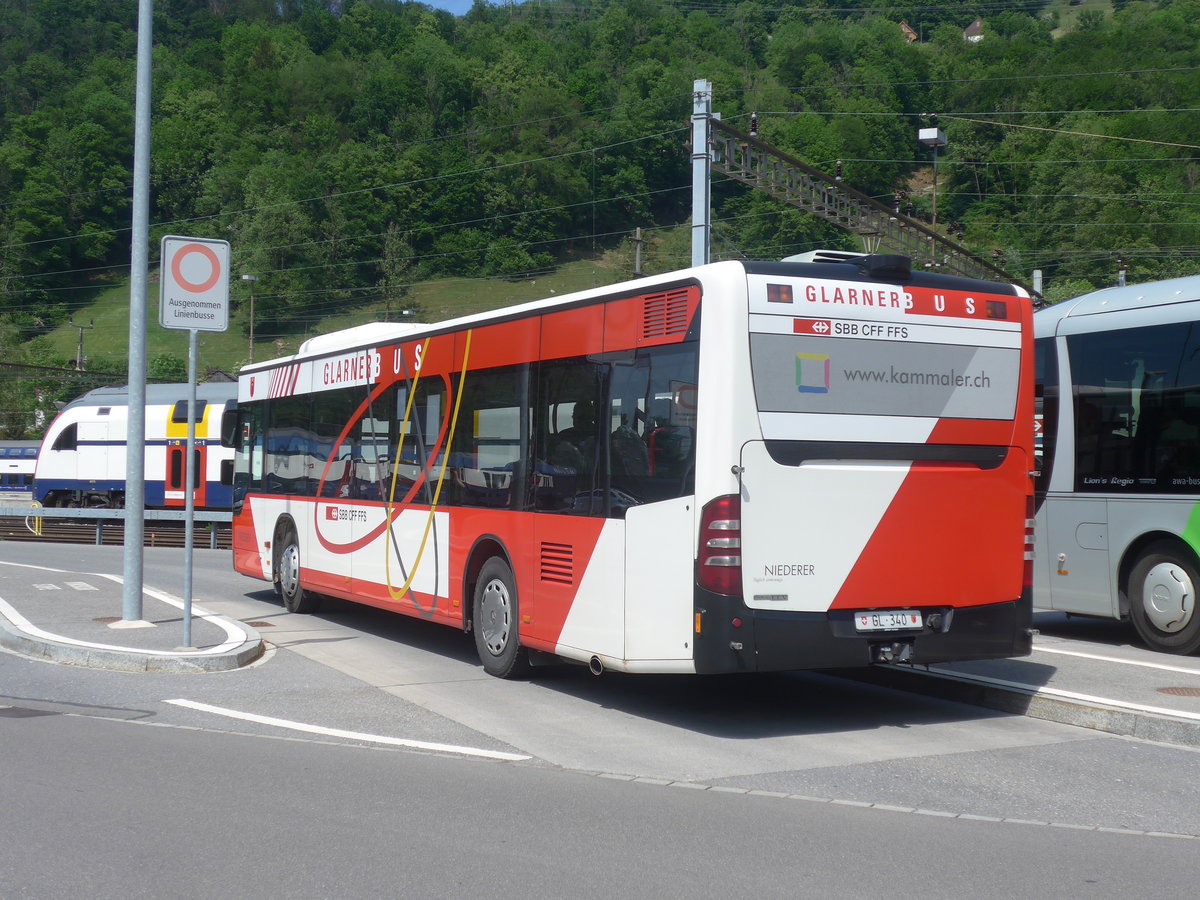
[[781, 250, 912, 279], [782, 250, 867, 264], [642, 287, 692, 340], [857, 254, 912, 279]]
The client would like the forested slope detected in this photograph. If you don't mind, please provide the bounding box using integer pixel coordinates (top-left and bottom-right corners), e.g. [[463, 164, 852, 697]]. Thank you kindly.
[[3, 0, 1200, 432]]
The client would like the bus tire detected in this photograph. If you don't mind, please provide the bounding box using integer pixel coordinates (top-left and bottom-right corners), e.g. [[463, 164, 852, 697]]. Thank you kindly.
[[276, 527, 321, 614], [1128, 541, 1200, 655], [472, 557, 530, 678]]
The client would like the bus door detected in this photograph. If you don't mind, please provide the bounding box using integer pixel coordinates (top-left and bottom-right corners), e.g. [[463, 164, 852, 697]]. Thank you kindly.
[[529, 360, 622, 659], [1037, 323, 1161, 619]]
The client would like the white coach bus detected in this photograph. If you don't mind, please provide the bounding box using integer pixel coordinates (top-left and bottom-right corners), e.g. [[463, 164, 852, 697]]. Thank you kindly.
[[1035, 273, 1200, 653]]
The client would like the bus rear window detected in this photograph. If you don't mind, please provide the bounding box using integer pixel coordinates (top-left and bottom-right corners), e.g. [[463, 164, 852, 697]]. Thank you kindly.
[[750, 333, 1020, 421]]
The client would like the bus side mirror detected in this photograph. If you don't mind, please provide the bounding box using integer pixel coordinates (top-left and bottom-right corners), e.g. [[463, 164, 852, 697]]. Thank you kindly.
[[220, 408, 238, 449]]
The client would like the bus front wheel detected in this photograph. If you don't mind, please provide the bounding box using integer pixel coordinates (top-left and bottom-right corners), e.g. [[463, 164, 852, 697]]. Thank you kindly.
[[275, 527, 321, 614], [472, 557, 531, 678], [1128, 541, 1200, 655]]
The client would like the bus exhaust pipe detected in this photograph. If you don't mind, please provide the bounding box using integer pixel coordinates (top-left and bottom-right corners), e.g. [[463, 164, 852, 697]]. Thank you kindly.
[[589, 656, 605, 676]]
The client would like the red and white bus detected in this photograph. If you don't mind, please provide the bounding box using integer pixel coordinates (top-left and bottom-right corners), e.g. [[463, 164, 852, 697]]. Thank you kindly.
[[228, 253, 1035, 677]]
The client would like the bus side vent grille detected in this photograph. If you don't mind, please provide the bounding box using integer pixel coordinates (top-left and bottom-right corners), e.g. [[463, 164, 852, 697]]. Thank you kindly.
[[540, 542, 574, 584], [642, 289, 692, 339]]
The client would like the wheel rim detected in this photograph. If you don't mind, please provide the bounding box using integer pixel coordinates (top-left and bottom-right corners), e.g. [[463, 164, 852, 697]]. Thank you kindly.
[[1140, 561, 1195, 633], [479, 577, 512, 656], [279, 542, 300, 599]]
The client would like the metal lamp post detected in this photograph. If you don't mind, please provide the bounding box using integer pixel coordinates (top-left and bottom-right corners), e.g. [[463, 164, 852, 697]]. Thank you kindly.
[[241, 274, 258, 362], [918, 116, 948, 234]]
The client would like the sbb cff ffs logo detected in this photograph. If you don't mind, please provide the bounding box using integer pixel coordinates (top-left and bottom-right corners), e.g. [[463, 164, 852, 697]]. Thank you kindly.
[[794, 318, 832, 335]]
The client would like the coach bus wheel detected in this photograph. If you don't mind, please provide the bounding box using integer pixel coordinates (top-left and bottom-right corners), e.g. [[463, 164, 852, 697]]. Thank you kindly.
[[472, 557, 531, 678], [276, 528, 322, 614], [1128, 541, 1200, 655]]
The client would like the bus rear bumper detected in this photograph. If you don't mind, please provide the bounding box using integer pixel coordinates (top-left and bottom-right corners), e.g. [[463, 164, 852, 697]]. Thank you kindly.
[[693, 588, 1033, 674]]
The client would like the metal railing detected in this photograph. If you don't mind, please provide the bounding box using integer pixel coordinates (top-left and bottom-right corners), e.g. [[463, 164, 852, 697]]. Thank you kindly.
[[0, 504, 231, 549]]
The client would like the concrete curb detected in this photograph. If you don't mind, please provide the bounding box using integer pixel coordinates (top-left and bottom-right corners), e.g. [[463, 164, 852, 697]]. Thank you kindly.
[[0, 615, 265, 674], [846, 665, 1200, 749]]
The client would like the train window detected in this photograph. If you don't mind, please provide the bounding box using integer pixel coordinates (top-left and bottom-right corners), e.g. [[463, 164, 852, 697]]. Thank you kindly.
[[52, 423, 78, 451], [171, 399, 209, 424]]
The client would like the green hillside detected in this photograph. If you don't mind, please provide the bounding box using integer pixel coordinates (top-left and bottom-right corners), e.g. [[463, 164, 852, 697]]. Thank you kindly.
[[37, 249, 634, 373]]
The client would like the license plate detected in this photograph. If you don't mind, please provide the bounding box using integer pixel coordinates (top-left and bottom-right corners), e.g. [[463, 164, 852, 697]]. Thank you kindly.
[[854, 610, 922, 632]]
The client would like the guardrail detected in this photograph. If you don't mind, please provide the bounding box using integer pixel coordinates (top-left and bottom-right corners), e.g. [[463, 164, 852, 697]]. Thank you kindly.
[[0, 505, 232, 549]]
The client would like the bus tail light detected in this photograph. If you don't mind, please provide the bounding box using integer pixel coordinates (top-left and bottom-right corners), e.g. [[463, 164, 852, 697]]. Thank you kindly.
[[698, 494, 742, 595], [1023, 496, 1035, 589]]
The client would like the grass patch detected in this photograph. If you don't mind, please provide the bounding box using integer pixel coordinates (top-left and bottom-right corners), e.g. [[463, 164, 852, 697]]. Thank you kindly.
[[1045, 0, 1113, 37], [40, 253, 633, 375]]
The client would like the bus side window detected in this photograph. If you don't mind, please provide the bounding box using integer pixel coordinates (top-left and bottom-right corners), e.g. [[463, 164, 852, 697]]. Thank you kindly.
[[1068, 322, 1188, 492], [535, 361, 604, 514], [311, 391, 358, 498], [605, 342, 698, 510], [1033, 337, 1058, 498], [452, 366, 526, 510], [265, 394, 312, 496]]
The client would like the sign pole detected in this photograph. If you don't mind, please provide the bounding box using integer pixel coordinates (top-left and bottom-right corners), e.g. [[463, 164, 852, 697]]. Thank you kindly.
[[182, 328, 198, 647]]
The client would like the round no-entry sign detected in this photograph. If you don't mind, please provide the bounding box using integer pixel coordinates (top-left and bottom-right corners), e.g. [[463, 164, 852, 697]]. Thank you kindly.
[[160, 235, 230, 332]]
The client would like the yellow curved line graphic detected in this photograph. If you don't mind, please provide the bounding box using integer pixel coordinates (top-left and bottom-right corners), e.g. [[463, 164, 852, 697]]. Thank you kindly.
[[383, 330, 472, 603]]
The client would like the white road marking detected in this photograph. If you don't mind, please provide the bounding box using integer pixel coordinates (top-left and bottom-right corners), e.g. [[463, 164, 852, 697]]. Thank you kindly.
[[931, 669, 1200, 723], [0, 560, 252, 654], [165, 698, 532, 762], [1034, 644, 1200, 677]]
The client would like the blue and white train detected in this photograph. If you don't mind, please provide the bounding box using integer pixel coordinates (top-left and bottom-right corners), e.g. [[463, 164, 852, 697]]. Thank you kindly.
[[0, 440, 39, 496], [33, 383, 237, 509]]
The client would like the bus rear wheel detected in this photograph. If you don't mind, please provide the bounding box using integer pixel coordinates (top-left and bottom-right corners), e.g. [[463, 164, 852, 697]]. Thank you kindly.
[[1128, 541, 1200, 655], [275, 527, 321, 614], [472, 557, 531, 678]]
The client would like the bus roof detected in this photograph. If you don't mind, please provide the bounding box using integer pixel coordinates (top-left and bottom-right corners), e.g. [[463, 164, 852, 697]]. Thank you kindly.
[[1036, 273, 1200, 330], [239, 262, 741, 373], [240, 256, 1025, 373]]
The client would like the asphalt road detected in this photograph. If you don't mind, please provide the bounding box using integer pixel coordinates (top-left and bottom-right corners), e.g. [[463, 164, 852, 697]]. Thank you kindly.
[[2, 543, 1199, 897]]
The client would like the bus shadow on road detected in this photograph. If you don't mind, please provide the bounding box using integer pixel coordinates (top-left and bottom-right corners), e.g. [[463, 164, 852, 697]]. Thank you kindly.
[[249, 591, 484, 666], [1031, 610, 1140, 649], [241, 589, 1061, 740], [522, 665, 1061, 740]]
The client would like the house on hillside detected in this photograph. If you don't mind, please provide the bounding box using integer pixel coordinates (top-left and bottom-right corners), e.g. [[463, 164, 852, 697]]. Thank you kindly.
[[899, 21, 918, 43], [963, 18, 984, 42]]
